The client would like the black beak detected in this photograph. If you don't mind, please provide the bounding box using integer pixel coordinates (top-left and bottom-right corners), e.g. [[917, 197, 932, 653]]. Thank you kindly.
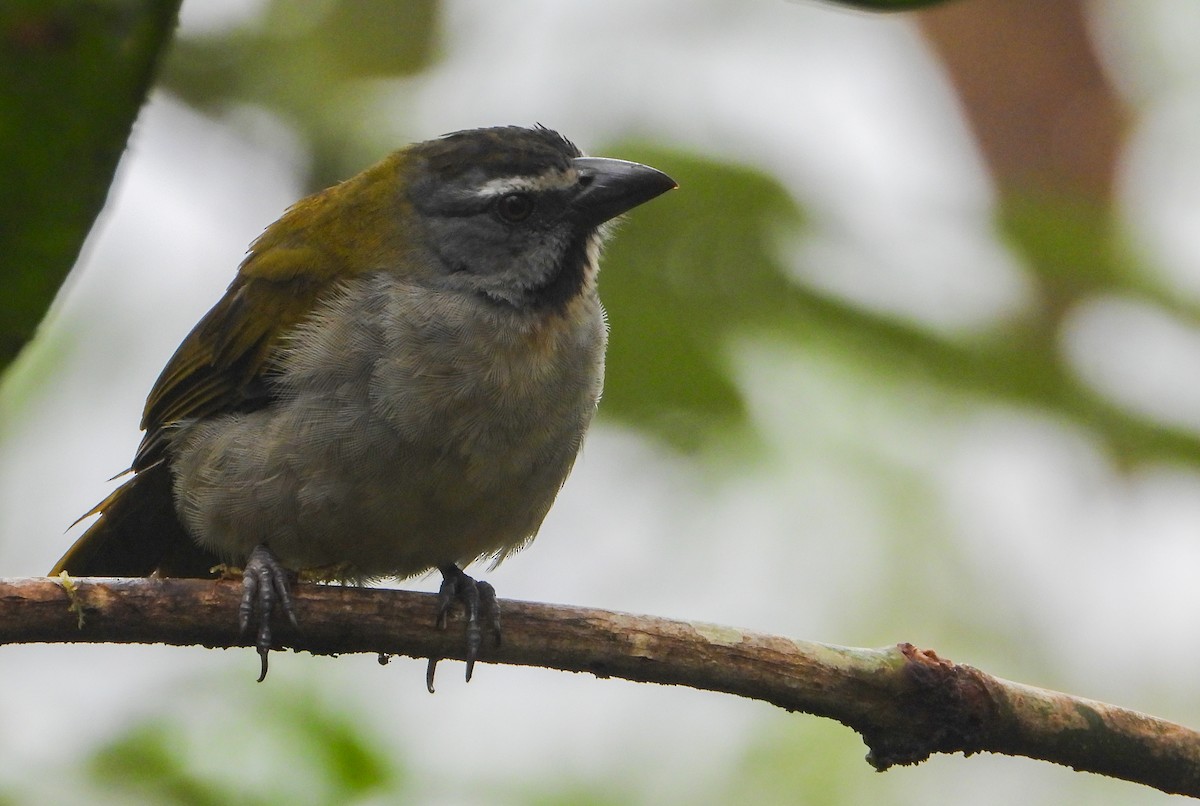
[[571, 157, 677, 228]]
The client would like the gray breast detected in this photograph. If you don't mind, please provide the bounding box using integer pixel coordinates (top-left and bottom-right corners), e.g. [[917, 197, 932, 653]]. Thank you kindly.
[[169, 272, 607, 579]]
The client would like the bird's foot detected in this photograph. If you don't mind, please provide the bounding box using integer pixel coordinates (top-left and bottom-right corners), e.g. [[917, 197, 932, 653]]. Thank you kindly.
[[238, 544, 298, 682], [426, 564, 501, 692]]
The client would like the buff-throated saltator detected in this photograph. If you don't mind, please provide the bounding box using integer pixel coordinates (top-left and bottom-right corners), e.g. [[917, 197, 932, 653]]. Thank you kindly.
[[51, 126, 676, 683]]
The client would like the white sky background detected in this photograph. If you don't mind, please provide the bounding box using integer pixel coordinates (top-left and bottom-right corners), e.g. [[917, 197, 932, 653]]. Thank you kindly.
[[3, 0, 1200, 803]]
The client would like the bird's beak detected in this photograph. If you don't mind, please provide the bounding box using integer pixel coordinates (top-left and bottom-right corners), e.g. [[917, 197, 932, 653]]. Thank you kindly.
[[571, 157, 677, 227]]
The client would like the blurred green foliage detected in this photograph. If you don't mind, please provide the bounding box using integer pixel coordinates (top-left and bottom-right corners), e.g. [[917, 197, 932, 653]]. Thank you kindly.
[[998, 194, 1200, 465], [161, 0, 439, 187], [81, 687, 403, 805], [0, 0, 180, 371], [1, 0, 1189, 803], [0, 0, 958, 378], [599, 147, 804, 451], [602, 144, 1200, 465]]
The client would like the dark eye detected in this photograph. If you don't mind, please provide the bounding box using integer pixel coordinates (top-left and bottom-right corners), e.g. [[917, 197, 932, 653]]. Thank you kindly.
[[495, 192, 534, 223]]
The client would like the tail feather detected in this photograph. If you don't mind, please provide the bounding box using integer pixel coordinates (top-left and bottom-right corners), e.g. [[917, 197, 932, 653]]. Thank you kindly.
[[51, 462, 220, 578]]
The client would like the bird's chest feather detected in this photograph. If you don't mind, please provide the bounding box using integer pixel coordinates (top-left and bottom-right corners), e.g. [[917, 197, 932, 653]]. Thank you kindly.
[[280, 272, 607, 475], [171, 272, 606, 575]]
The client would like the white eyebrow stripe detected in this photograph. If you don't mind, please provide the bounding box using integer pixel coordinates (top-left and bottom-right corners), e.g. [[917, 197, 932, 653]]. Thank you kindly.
[[476, 169, 578, 197]]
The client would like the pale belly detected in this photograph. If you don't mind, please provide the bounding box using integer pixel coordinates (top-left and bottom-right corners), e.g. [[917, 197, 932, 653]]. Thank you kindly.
[[168, 273, 606, 579]]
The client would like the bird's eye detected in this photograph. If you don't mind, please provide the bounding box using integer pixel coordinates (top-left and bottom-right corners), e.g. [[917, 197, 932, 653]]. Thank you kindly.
[[495, 192, 535, 223]]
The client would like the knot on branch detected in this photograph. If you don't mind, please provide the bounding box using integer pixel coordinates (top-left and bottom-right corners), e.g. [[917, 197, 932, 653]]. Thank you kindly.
[[864, 643, 998, 771]]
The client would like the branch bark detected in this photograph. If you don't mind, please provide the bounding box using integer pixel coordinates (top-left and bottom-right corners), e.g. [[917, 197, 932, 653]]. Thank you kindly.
[[3, 576, 1198, 796]]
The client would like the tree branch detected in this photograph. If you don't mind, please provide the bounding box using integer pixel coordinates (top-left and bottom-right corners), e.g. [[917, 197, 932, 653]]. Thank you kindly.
[[3, 576, 1197, 796]]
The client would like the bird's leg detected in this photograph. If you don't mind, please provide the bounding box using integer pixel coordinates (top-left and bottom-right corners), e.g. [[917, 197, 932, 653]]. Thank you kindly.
[[238, 543, 299, 682], [426, 564, 502, 692]]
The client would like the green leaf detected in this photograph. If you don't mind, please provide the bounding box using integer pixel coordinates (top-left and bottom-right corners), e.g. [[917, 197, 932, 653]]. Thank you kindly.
[[598, 145, 808, 451], [0, 0, 181, 373]]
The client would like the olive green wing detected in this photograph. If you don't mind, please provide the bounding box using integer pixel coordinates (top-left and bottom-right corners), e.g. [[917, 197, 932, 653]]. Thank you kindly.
[[53, 226, 345, 577], [133, 245, 335, 470]]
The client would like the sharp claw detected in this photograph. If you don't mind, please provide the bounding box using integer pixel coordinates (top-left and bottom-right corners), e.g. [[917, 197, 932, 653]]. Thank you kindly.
[[463, 592, 481, 683], [426, 657, 439, 694], [239, 544, 296, 682], [434, 565, 500, 684]]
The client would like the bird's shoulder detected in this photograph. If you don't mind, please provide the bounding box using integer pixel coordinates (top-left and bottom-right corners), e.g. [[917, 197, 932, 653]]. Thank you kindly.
[[133, 220, 352, 470]]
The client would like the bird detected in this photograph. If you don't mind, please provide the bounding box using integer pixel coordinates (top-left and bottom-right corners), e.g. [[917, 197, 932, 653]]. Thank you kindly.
[[51, 125, 676, 685]]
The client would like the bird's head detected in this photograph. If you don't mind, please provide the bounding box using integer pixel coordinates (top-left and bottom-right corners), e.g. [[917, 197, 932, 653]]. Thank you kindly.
[[248, 126, 674, 314], [398, 125, 676, 311]]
